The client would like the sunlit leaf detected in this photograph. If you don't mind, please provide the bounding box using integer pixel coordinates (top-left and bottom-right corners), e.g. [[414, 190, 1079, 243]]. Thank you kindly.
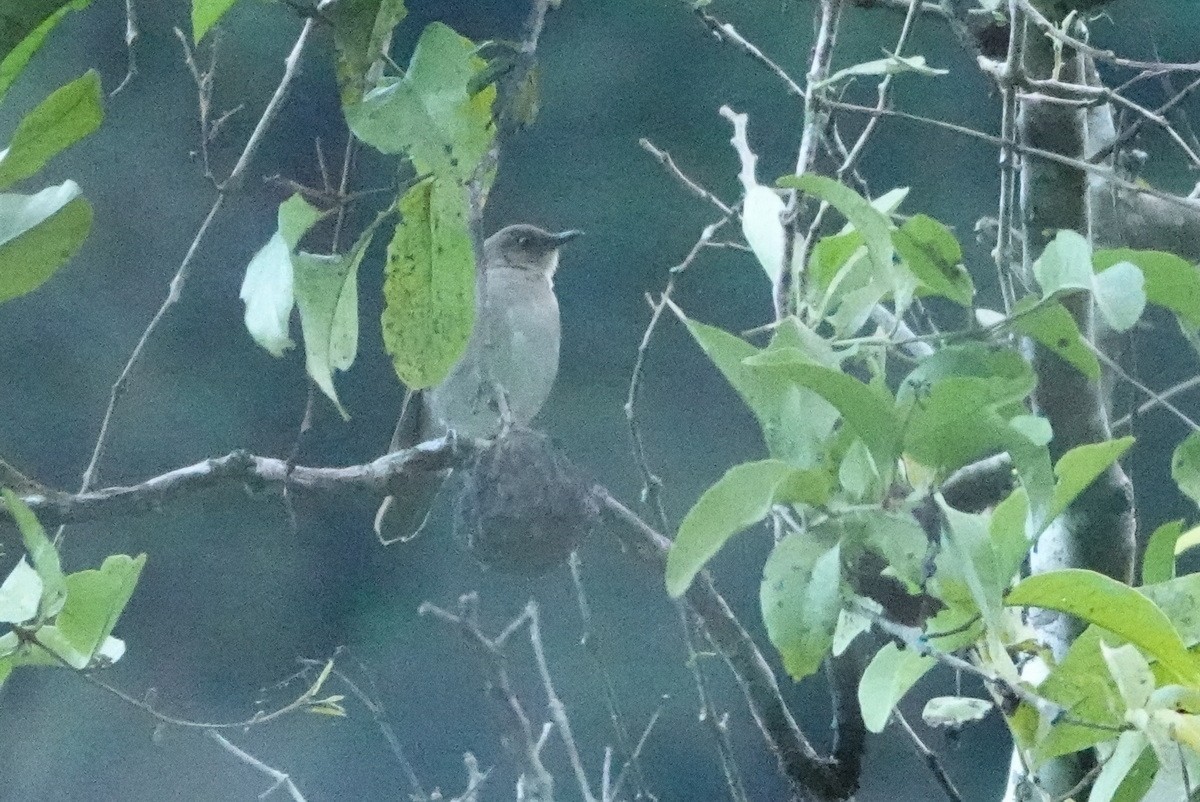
[[1033, 230, 1146, 332], [239, 194, 322, 357], [666, 460, 830, 598], [382, 176, 475, 389], [1090, 731, 1152, 802], [0, 71, 103, 190], [49, 554, 145, 666], [1048, 437, 1134, 525], [858, 642, 935, 733], [0, 559, 41, 624], [761, 536, 842, 681], [1101, 642, 1154, 711]]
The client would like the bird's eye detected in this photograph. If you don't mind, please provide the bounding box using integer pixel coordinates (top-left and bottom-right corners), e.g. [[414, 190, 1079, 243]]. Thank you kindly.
[[516, 235, 529, 246]]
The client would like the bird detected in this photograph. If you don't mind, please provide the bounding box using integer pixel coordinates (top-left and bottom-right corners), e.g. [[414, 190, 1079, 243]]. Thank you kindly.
[[374, 223, 582, 544]]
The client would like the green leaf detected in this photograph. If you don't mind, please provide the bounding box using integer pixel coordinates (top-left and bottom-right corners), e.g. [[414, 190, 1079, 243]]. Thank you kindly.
[[1142, 520, 1183, 586], [1033, 231, 1146, 332], [1010, 296, 1100, 381], [1174, 524, 1200, 559], [891, 214, 973, 306], [1, 489, 65, 620], [1096, 733, 1155, 802], [815, 53, 947, 88], [761, 536, 842, 681], [921, 696, 993, 728], [1095, 248, 1200, 328], [899, 344, 1040, 475], [0, 181, 92, 303], [777, 174, 912, 315], [382, 176, 475, 389], [0, 0, 90, 103], [50, 554, 145, 666], [239, 194, 322, 357], [858, 642, 935, 733], [329, 0, 408, 106], [345, 22, 497, 183], [0, 71, 103, 190], [1172, 431, 1200, 509], [675, 311, 838, 466], [665, 460, 830, 598], [192, 0, 240, 42], [1006, 569, 1200, 684], [746, 346, 902, 470], [1048, 437, 1134, 525], [293, 221, 377, 420]]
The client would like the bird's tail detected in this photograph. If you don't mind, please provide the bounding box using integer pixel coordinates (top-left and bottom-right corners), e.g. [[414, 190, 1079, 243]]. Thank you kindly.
[[374, 391, 448, 544]]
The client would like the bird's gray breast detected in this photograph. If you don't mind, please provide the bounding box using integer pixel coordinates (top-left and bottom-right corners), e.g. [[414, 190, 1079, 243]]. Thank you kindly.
[[429, 267, 560, 438]]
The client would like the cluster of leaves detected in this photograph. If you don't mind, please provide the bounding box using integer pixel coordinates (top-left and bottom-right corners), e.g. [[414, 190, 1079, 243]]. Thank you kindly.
[[0, 1, 100, 305], [0, 1, 146, 690], [239, 0, 509, 414], [663, 170, 1200, 799], [0, 491, 145, 688]]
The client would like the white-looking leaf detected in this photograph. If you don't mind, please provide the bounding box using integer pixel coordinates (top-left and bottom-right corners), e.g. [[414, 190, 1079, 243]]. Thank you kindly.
[[975, 308, 1005, 327], [1032, 231, 1146, 332], [94, 635, 125, 664], [921, 696, 994, 728], [816, 53, 947, 88], [0, 559, 41, 624], [832, 608, 872, 656], [858, 642, 935, 733], [240, 194, 321, 358], [1100, 642, 1154, 712], [742, 184, 786, 284], [1093, 261, 1146, 333], [1088, 731, 1151, 802]]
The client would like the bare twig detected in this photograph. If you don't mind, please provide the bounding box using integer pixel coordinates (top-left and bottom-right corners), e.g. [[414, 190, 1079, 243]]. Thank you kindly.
[[207, 730, 307, 802], [694, 10, 806, 99], [894, 710, 963, 802], [69, 16, 320, 549], [110, 0, 139, 96], [639, 139, 734, 215]]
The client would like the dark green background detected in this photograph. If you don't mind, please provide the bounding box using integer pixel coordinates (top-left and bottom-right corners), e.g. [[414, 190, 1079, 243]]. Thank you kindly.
[[1, 0, 1198, 798]]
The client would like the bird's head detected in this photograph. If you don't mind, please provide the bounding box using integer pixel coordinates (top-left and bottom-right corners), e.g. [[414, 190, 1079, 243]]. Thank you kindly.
[[485, 224, 582, 277]]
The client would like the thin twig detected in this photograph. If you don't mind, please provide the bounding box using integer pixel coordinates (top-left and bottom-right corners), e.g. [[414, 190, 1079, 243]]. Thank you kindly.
[[1111, 375, 1200, 430], [110, 0, 139, 96], [207, 730, 307, 802], [694, 10, 806, 99], [894, 710, 963, 802], [68, 17, 320, 549]]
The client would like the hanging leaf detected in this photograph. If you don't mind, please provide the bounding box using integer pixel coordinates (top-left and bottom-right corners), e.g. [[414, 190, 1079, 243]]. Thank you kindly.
[[665, 459, 830, 598], [761, 535, 842, 681], [746, 346, 902, 470], [382, 177, 475, 389], [239, 194, 322, 357], [1, 489, 65, 622], [1048, 437, 1134, 525], [1142, 520, 1183, 586], [293, 219, 378, 420], [0, 71, 103, 190], [741, 184, 786, 284]]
